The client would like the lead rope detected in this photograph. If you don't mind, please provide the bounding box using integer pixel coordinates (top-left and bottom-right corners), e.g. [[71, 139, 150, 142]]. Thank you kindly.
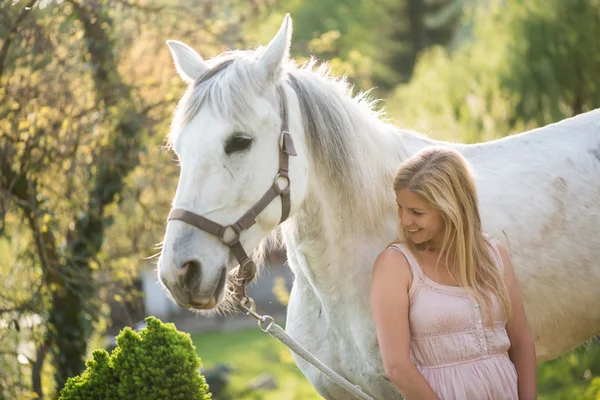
[[239, 297, 375, 400]]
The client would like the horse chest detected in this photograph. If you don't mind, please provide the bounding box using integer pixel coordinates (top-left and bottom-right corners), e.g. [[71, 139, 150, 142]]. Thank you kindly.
[[285, 280, 402, 399]]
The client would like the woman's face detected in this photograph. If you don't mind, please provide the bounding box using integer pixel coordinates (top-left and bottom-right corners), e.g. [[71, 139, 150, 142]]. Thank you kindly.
[[395, 189, 445, 249]]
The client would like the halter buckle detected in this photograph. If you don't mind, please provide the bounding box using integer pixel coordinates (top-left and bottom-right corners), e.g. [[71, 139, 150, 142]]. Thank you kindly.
[[279, 131, 297, 156]]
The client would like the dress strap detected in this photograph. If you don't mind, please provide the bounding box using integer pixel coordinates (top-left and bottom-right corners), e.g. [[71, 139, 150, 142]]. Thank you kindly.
[[387, 243, 423, 299], [483, 233, 505, 274]]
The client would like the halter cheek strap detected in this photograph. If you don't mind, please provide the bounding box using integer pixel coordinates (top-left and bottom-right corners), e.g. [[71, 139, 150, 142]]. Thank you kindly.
[[167, 85, 296, 298]]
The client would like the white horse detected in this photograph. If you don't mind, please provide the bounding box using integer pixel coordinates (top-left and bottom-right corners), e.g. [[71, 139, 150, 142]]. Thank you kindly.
[[158, 15, 600, 399]]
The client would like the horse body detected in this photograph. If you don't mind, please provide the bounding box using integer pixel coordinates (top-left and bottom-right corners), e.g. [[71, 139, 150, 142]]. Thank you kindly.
[[282, 112, 600, 398], [465, 116, 600, 360], [159, 15, 600, 399]]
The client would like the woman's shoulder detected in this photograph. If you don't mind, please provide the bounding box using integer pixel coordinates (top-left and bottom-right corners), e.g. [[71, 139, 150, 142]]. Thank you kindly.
[[375, 244, 410, 267], [373, 243, 413, 277], [372, 245, 414, 295]]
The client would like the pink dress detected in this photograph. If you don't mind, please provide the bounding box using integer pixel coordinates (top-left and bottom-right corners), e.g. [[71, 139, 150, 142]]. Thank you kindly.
[[389, 241, 518, 400]]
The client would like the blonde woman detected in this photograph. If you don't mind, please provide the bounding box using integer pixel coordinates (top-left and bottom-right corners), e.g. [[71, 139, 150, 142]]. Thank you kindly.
[[371, 147, 537, 400]]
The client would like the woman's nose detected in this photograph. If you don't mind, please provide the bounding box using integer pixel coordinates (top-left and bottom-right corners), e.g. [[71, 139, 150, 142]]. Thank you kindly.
[[400, 213, 411, 226]]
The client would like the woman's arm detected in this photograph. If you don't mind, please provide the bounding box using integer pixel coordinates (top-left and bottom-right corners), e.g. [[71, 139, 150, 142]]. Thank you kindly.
[[496, 241, 538, 400], [370, 249, 440, 400]]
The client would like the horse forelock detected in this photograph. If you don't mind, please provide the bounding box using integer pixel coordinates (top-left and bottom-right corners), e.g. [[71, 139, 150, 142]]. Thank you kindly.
[[167, 49, 271, 148]]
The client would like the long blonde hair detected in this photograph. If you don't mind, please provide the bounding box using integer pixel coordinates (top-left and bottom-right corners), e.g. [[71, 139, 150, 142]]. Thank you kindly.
[[393, 147, 511, 323]]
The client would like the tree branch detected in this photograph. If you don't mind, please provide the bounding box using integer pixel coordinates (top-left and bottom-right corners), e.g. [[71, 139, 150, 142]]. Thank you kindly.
[[0, 0, 37, 82], [32, 338, 50, 399], [0, 150, 60, 280]]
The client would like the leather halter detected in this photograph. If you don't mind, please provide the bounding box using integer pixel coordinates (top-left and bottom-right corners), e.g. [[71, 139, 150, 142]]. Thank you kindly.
[[168, 85, 296, 299]]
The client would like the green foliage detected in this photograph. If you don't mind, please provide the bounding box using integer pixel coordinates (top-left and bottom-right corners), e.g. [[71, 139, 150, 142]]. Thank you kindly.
[[388, 0, 600, 141], [388, 1, 528, 142], [537, 341, 600, 400], [502, 0, 600, 126], [385, 0, 466, 86], [260, 0, 467, 93], [59, 317, 211, 400], [252, 3, 394, 92]]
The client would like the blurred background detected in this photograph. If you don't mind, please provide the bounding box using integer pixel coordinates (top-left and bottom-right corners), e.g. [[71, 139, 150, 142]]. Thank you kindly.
[[1, 0, 599, 398]]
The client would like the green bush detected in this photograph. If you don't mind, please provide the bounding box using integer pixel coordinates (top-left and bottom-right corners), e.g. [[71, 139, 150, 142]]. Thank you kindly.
[[59, 317, 211, 400]]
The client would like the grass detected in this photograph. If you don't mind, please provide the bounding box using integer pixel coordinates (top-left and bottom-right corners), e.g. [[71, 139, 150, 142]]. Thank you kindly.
[[192, 329, 600, 400], [191, 328, 322, 400]]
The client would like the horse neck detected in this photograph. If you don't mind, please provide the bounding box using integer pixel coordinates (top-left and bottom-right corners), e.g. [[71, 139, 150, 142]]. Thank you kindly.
[[287, 121, 436, 307]]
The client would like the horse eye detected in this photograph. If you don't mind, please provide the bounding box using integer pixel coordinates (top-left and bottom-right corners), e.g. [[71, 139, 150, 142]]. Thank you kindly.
[[224, 135, 253, 155]]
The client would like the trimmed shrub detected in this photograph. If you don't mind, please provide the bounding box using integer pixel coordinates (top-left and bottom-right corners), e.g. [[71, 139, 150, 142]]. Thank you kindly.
[[60, 316, 211, 400]]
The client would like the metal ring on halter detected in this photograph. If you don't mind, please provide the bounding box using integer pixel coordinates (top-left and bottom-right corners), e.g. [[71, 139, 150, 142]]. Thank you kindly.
[[274, 173, 291, 194], [220, 224, 241, 246], [258, 315, 275, 333]]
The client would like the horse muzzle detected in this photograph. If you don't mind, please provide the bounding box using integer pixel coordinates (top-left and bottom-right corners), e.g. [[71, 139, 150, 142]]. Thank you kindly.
[[160, 260, 227, 310]]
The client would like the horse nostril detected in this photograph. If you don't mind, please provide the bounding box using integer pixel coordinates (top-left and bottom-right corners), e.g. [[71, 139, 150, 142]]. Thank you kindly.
[[178, 260, 202, 291]]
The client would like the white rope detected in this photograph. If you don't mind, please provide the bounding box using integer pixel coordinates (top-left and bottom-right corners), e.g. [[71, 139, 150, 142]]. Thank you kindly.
[[239, 297, 374, 400], [265, 322, 375, 400]]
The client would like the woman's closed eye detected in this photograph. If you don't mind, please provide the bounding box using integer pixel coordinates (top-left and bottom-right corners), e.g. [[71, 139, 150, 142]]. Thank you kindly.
[[398, 203, 423, 216]]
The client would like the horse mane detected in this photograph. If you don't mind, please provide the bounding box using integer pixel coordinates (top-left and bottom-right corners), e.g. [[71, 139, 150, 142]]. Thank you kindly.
[[285, 60, 396, 235]]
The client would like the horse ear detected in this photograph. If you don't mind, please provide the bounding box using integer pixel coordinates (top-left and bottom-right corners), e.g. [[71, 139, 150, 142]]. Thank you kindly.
[[166, 40, 209, 84], [258, 14, 292, 83]]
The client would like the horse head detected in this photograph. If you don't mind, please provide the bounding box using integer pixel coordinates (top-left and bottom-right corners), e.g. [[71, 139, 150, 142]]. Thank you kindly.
[[158, 15, 309, 312]]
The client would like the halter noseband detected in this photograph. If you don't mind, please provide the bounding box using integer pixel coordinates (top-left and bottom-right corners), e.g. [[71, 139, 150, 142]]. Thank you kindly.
[[167, 85, 296, 299]]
